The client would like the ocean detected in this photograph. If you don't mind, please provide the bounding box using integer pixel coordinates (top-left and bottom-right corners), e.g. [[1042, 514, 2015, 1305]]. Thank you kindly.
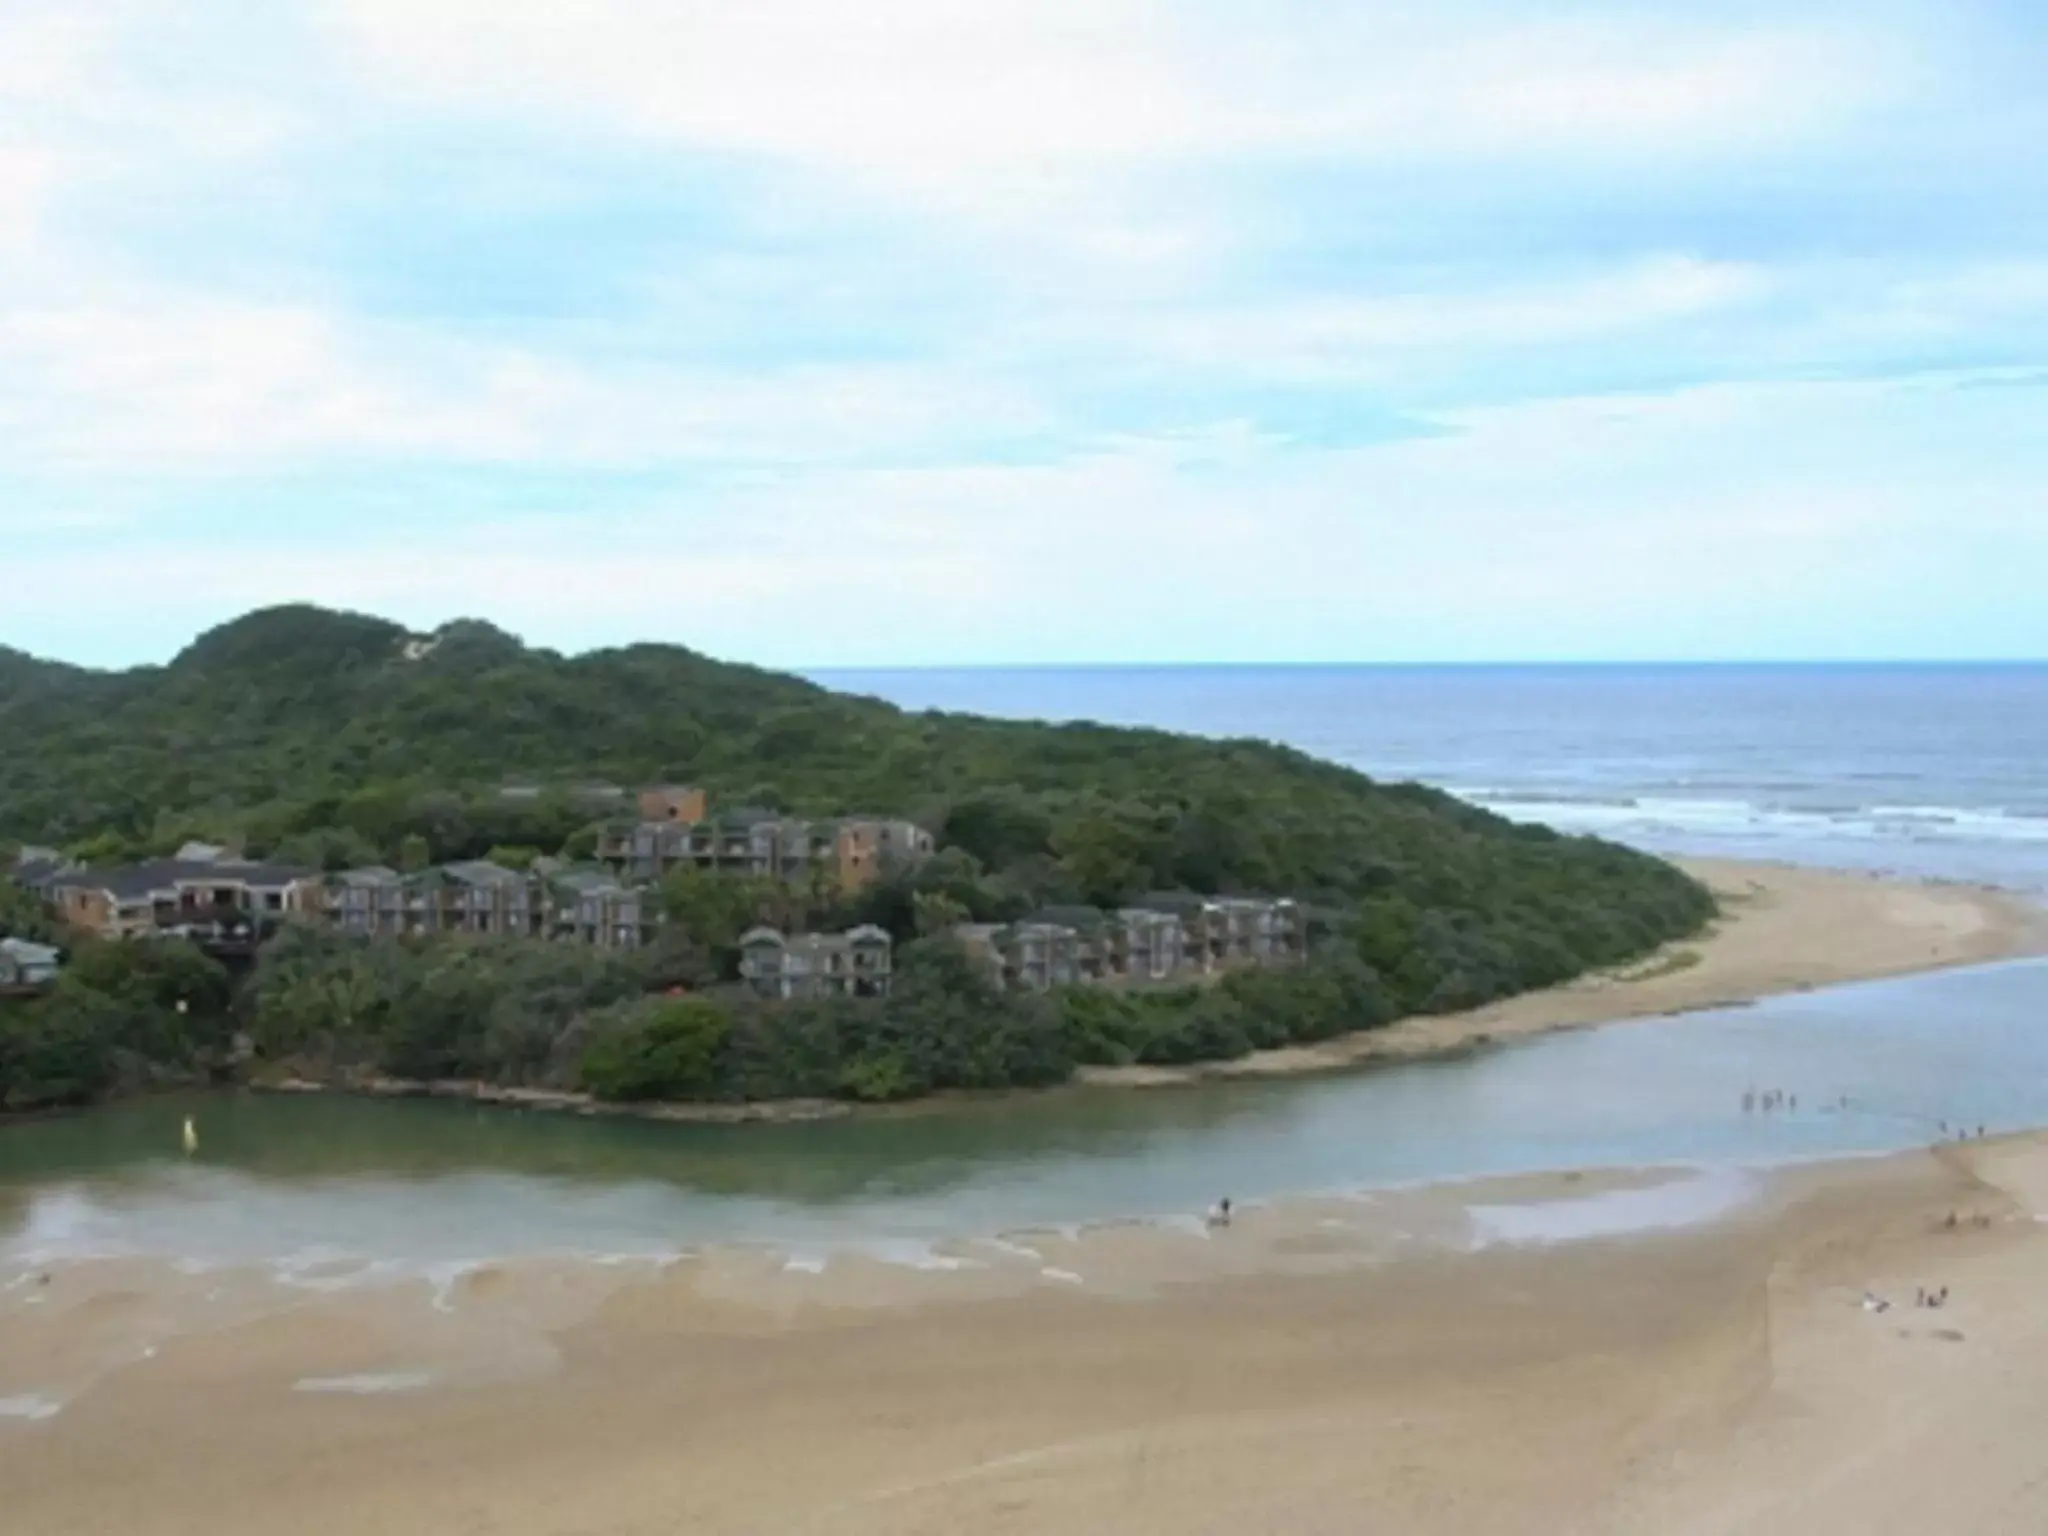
[[813, 664, 2048, 894]]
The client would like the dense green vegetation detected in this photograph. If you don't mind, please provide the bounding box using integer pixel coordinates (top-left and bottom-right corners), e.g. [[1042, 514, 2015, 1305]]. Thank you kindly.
[[1, 605, 1716, 1112], [0, 929, 1393, 1112]]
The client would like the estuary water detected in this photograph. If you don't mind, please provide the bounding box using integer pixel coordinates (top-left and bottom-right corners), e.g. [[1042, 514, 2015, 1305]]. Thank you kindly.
[[4, 664, 2045, 1277], [5, 960, 2048, 1278]]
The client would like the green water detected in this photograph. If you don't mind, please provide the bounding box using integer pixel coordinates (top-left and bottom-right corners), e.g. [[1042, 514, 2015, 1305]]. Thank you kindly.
[[5, 959, 2048, 1272]]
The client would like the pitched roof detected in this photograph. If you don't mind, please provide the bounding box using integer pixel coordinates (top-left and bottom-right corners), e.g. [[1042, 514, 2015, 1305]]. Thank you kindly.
[[440, 860, 527, 888], [48, 859, 315, 902]]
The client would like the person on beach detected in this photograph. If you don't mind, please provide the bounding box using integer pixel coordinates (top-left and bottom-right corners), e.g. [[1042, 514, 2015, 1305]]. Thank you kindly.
[[1207, 1197, 1233, 1230]]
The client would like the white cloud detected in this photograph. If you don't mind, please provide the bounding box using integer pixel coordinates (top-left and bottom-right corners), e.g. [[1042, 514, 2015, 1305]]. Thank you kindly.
[[10, 371, 2043, 665], [0, 149, 54, 253], [323, 0, 1898, 222], [0, 292, 1047, 471], [1128, 257, 1774, 380]]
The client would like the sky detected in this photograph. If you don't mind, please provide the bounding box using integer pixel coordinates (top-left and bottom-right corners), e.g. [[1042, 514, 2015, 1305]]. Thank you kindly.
[[3, 1, 2046, 668]]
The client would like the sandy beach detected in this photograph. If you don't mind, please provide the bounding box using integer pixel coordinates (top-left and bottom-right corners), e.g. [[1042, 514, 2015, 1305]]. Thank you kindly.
[[7, 1137, 2048, 1534], [4, 861, 2048, 1534], [1084, 857, 2048, 1086]]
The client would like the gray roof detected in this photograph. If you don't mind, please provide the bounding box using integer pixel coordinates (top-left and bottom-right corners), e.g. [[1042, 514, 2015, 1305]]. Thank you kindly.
[[9, 854, 73, 891], [552, 868, 629, 896], [1031, 905, 1109, 932], [440, 860, 528, 888], [0, 937, 60, 965]]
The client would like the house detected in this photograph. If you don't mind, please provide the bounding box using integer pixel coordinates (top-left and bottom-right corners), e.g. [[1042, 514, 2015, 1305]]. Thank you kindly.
[[637, 785, 708, 825], [738, 925, 893, 1000], [956, 920, 1086, 993], [599, 810, 933, 892], [0, 937, 61, 992], [1209, 896, 1305, 966], [326, 863, 659, 948], [825, 819, 938, 891], [327, 866, 412, 936], [46, 860, 321, 944], [1138, 894, 1305, 973], [440, 860, 545, 938], [1113, 907, 1189, 983], [960, 898, 1301, 992], [549, 869, 658, 950], [8, 847, 75, 894]]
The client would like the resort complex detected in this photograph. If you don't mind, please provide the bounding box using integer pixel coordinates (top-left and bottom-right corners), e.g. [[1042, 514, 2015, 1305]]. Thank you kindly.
[[1, 792, 1309, 1003]]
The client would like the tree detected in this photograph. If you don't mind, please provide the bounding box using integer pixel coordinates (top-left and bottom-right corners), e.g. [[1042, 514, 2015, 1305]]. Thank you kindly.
[[912, 890, 970, 937], [579, 997, 732, 1102]]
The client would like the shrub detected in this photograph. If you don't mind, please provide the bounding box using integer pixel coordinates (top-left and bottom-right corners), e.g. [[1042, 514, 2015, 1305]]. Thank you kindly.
[[579, 996, 732, 1102]]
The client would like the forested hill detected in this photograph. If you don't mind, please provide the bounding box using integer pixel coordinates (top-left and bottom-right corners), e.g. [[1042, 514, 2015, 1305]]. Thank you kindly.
[[1, 605, 1713, 1006]]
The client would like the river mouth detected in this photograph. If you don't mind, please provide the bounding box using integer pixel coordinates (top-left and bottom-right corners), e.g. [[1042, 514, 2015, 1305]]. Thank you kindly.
[[6, 958, 2048, 1282]]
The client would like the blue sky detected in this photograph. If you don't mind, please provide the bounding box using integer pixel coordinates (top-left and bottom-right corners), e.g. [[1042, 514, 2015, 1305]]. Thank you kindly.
[[3, 0, 2045, 667]]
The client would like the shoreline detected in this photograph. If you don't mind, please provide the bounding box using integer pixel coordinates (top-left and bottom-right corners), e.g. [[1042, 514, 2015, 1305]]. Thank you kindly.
[[1081, 857, 2048, 1088], [236, 858, 2048, 1123]]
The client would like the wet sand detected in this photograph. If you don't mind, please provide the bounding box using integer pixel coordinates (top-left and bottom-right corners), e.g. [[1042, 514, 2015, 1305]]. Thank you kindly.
[[6, 1139, 2048, 1534], [1085, 857, 2048, 1086]]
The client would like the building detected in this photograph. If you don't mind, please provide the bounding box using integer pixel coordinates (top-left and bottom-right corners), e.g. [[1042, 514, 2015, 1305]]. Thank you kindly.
[[440, 860, 545, 938], [327, 862, 661, 949], [599, 812, 933, 892], [738, 925, 893, 1000], [45, 860, 322, 944], [8, 847, 76, 894], [1206, 897, 1306, 969], [1137, 894, 1306, 974], [829, 819, 938, 891], [0, 937, 61, 992], [637, 785, 708, 825], [1113, 907, 1188, 982], [956, 920, 1087, 992], [326, 866, 412, 937], [959, 897, 1302, 993], [549, 869, 659, 950]]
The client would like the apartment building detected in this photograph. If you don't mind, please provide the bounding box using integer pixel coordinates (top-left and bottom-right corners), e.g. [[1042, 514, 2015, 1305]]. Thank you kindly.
[[738, 925, 894, 1000], [44, 858, 322, 944], [598, 812, 933, 892], [957, 920, 1088, 993], [1138, 894, 1306, 974], [550, 869, 659, 950], [958, 897, 1303, 993], [328, 863, 658, 948]]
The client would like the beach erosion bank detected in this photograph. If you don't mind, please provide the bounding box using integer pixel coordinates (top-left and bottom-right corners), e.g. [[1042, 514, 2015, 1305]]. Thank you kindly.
[[4, 859, 2048, 1533]]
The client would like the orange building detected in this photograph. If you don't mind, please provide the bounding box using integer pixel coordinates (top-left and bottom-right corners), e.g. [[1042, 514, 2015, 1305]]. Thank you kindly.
[[637, 785, 708, 824]]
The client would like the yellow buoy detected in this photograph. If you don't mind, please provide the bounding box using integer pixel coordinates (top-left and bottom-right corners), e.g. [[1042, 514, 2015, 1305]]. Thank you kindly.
[[182, 1116, 198, 1156]]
